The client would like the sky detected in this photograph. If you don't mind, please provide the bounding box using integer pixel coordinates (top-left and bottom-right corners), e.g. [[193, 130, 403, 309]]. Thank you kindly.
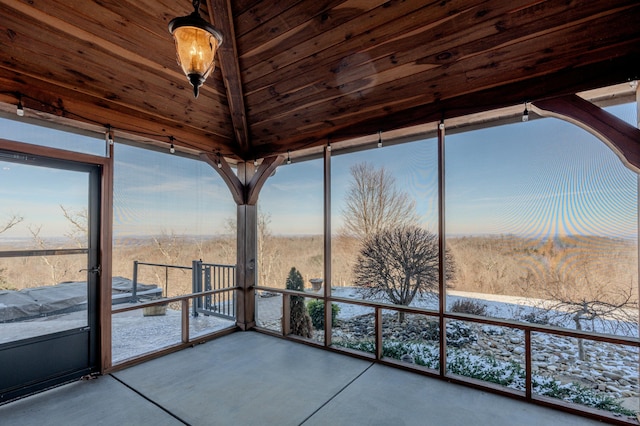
[[0, 103, 638, 241]]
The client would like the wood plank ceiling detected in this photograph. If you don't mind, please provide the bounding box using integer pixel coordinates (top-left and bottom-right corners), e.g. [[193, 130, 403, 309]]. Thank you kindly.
[[0, 0, 639, 161]]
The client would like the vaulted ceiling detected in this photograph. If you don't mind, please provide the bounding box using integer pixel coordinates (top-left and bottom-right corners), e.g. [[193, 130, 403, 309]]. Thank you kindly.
[[1, 0, 639, 161]]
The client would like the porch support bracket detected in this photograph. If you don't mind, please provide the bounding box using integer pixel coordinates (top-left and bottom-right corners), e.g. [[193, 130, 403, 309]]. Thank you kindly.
[[532, 94, 640, 173], [200, 153, 284, 206], [201, 153, 285, 330]]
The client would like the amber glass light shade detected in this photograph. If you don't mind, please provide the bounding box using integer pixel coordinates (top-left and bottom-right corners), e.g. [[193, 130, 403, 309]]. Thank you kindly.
[[169, 9, 223, 98]]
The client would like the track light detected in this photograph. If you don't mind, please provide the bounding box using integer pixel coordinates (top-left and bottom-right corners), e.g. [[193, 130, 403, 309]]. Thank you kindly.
[[286, 150, 291, 164], [522, 103, 529, 122], [105, 125, 114, 145], [217, 153, 223, 168], [377, 130, 383, 148], [254, 159, 258, 166], [16, 95, 24, 117]]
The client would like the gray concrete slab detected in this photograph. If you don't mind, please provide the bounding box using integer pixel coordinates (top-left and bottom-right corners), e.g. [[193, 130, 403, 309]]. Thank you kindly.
[[112, 331, 372, 426], [0, 375, 182, 426], [304, 363, 607, 426], [0, 332, 620, 425]]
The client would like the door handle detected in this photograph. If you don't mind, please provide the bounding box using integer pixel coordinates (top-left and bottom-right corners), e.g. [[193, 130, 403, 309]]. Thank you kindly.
[[80, 265, 101, 274]]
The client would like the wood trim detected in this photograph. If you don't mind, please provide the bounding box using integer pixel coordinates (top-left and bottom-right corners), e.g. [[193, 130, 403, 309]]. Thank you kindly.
[[245, 155, 284, 205], [200, 152, 244, 205], [241, 204, 257, 330], [99, 143, 114, 373], [181, 299, 189, 344], [323, 143, 332, 347], [0, 138, 113, 373], [525, 329, 532, 400], [532, 94, 640, 172], [255, 286, 640, 345], [282, 294, 291, 336], [203, 154, 282, 205], [437, 121, 446, 377], [0, 248, 88, 258], [209, 0, 251, 154], [0, 138, 109, 166], [375, 307, 383, 360]]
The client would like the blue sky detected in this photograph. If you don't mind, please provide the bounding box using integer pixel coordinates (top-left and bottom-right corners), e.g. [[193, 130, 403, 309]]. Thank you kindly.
[[0, 103, 638, 240]]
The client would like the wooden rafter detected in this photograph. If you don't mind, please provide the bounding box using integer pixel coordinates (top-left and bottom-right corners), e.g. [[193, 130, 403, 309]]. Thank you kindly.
[[209, 0, 251, 156], [533, 95, 640, 172]]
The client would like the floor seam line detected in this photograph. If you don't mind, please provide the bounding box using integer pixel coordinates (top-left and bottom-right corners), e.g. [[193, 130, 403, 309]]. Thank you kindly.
[[109, 374, 190, 426], [298, 362, 375, 425]]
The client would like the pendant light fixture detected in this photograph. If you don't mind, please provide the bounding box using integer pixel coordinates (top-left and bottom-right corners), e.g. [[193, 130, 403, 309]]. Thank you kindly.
[[168, 0, 223, 98]]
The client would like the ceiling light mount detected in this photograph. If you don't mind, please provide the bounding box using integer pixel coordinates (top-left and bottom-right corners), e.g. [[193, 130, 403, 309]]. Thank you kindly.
[[16, 94, 24, 117], [168, 0, 223, 98]]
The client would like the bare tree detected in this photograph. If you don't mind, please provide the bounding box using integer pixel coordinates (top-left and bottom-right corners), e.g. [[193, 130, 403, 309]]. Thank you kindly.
[[226, 210, 279, 286], [542, 266, 638, 361], [341, 162, 418, 240], [0, 213, 23, 288], [256, 211, 280, 287], [28, 224, 70, 284], [353, 226, 454, 321], [60, 205, 88, 247], [152, 230, 186, 296], [0, 213, 23, 234]]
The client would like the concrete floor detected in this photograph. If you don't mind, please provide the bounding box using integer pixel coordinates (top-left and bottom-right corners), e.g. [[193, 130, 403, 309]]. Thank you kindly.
[[0, 332, 612, 426]]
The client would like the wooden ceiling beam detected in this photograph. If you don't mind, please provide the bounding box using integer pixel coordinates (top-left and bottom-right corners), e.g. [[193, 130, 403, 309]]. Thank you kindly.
[[210, 0, 251, 155]]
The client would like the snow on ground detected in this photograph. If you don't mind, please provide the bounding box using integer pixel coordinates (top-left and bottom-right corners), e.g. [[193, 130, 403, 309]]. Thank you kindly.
[[329, 287, 639, 337], [111, 306, 234, 363]]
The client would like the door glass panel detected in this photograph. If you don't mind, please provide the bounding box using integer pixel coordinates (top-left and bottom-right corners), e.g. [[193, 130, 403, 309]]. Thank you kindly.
[[0, 158, 90, 343]]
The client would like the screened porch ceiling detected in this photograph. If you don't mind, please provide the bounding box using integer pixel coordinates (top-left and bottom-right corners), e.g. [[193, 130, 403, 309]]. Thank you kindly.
[[0, 1, 639, 163]]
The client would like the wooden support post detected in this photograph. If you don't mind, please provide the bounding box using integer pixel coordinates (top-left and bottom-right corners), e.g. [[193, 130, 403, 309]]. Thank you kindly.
[[100, 144, 114, 373], [525, 329, 532, 400], [205, 155, 284, 332], [282, 294, 291, 336], [236, 161, 257, 330], [323, 143, 332, 347], [437, 120, 447, 377], [181, 299, 189, 344], [375, 307, 383, 360]]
